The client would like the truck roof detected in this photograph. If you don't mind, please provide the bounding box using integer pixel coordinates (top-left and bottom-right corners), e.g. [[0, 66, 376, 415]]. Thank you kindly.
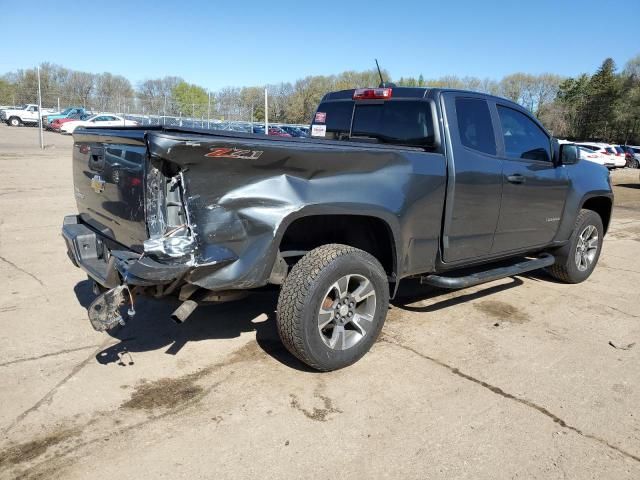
[[321, 87, 521, 109]]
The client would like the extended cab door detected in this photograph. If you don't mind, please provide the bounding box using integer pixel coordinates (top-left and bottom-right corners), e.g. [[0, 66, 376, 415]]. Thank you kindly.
[[490, 103, 569, 253], [26, 105, 39, 121], [441, 93, 503, 263]]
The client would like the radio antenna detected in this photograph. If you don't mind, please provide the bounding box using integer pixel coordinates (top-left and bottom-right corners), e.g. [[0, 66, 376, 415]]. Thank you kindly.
[[375, 59, 386, 87]]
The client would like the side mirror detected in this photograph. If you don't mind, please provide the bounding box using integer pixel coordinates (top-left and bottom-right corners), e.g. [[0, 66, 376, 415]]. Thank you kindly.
[[560, 143, 579, 165]]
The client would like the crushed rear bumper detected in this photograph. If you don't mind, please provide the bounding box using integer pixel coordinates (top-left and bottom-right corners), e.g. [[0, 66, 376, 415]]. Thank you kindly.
[[62, 215, 190, 288]]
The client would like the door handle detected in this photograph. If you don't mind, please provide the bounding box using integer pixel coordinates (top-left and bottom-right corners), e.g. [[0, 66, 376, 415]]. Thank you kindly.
[[507, 174, 525, 184]]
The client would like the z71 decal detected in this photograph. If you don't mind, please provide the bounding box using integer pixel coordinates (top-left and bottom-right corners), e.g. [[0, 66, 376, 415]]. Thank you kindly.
[[205, 147, 264, 160]]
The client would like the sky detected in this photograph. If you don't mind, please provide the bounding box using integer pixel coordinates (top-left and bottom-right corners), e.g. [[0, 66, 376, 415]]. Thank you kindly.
[[1, 0, 638, 90]]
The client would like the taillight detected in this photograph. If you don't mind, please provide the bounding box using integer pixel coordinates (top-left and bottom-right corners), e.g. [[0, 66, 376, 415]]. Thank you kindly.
[[353, 88, 393, 100], [79, 144, 89, 154]]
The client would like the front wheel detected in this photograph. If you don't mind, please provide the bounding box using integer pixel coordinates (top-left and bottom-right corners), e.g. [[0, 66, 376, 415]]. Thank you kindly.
[[8, 117, 21, 127], [277, 244, 389, 371], [547, 209, 603, 283]]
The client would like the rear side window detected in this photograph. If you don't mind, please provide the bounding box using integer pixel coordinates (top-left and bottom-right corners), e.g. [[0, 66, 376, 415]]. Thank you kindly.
[[313, 101, 353, 140], [351, 101, 434, 146], [455, 98, 496, 155], [497, 106, 550, 162]]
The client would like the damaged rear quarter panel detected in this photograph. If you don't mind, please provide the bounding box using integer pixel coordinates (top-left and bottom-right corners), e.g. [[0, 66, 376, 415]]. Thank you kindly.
[[147, 132, 447, 290]]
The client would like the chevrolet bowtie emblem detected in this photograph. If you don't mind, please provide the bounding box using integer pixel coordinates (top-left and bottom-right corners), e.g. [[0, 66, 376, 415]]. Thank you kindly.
[[91, 175, 106, 194]]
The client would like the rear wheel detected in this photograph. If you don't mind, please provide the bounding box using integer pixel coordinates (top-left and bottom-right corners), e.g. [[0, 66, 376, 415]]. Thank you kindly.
[[547, 209, 603, 283], [8, 117, 21, 127], [277, 244, 389, 371]]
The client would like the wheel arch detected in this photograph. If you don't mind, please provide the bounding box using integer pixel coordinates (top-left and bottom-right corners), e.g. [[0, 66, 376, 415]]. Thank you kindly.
[[276, 209, 400, 278], [581, 195, 613, 235]]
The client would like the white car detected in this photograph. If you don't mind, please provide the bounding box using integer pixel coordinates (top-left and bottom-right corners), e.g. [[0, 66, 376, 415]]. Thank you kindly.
[[599, 143, 626, 168], [575, 142, 624, 168], [60, 114, 138, 134], [577, 146, 612, 167]]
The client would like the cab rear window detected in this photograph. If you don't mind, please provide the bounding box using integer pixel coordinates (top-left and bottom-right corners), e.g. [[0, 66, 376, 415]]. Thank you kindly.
[[313, 100, 434, 147]]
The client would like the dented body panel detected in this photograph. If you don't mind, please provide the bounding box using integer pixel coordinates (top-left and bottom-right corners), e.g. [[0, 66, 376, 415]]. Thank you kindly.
[[147, 131, 447, 290]]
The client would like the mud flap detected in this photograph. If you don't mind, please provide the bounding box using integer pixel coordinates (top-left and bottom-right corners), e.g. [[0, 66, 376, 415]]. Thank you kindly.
[[87, 285, 135, 332]]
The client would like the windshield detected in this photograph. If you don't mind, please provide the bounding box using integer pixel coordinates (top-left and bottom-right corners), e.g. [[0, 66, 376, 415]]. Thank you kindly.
[[61, 108, 73, 115]]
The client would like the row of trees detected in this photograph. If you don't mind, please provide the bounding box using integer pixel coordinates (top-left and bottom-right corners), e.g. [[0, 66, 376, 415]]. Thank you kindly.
[[1, 55, 638, 142], [545, 57, 640, 143]]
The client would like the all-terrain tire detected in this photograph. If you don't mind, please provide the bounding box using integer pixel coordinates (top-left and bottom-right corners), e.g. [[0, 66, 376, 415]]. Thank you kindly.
[[547, 209, 603, 284], [277, 244, 389, 371]]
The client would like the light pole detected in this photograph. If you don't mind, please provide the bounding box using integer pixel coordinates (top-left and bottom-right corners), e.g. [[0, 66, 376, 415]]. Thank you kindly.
[[207, 90, 211, 129], [37, 66, 44, 150], [264, 88, 268, 135]]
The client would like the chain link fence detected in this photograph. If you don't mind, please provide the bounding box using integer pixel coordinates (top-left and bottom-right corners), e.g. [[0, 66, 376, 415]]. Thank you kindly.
[[0, 92, 310, 146]]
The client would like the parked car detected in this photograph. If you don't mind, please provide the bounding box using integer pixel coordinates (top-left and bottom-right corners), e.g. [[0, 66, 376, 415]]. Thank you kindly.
[[577, 146, 613, 167], [267, 126, 292, 137], [601, 144, 626, 168], [62, 86, 612, 371], [1, 104, 56, 126], [50, 113, 93, 132], [279, 125, 308, 137], [627, 146, 640, 168], [60, 114, 138, 134], [615, 145, 638, 168], [575, 143, 623, 168], [43, 107, 90, 129]]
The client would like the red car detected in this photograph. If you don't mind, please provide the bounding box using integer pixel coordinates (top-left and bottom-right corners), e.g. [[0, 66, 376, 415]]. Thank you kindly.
[[51, 113, 92, 132], [268, 126, 292, 137]]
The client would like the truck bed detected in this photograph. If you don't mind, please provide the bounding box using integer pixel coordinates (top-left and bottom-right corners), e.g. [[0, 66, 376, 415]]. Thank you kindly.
[[71, 125, 447, 291]]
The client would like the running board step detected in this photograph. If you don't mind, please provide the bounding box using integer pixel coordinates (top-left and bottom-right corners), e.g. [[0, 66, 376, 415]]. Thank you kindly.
[[420, 253, 555, 289]]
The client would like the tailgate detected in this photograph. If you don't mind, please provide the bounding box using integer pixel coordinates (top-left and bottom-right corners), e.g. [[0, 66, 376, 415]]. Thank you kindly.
[[72, 128, 149, 251]]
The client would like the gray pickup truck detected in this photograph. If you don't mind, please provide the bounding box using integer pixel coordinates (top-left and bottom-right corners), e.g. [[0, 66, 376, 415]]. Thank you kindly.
[[62, 86, 613, 371]]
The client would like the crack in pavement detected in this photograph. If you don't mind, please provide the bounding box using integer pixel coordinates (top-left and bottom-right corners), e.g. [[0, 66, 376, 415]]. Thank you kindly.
[[0, 254, 44, 286], [0, 344, 101, 368], [11, 339, 264, 478], [1, 339, 114, 436], [15, 374, 230, 479], [380, 336, 640, 465]]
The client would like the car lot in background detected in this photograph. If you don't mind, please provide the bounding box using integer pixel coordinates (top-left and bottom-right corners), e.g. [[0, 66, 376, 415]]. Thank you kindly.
[[60, 114, 138, 134], [575, 142, 624, 168], [279, 125, 308, 137], [267, 125, 292, 137], [50, 113, 93, 132], [577, 146, 613, 167], [43, 107, 91, 129]]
